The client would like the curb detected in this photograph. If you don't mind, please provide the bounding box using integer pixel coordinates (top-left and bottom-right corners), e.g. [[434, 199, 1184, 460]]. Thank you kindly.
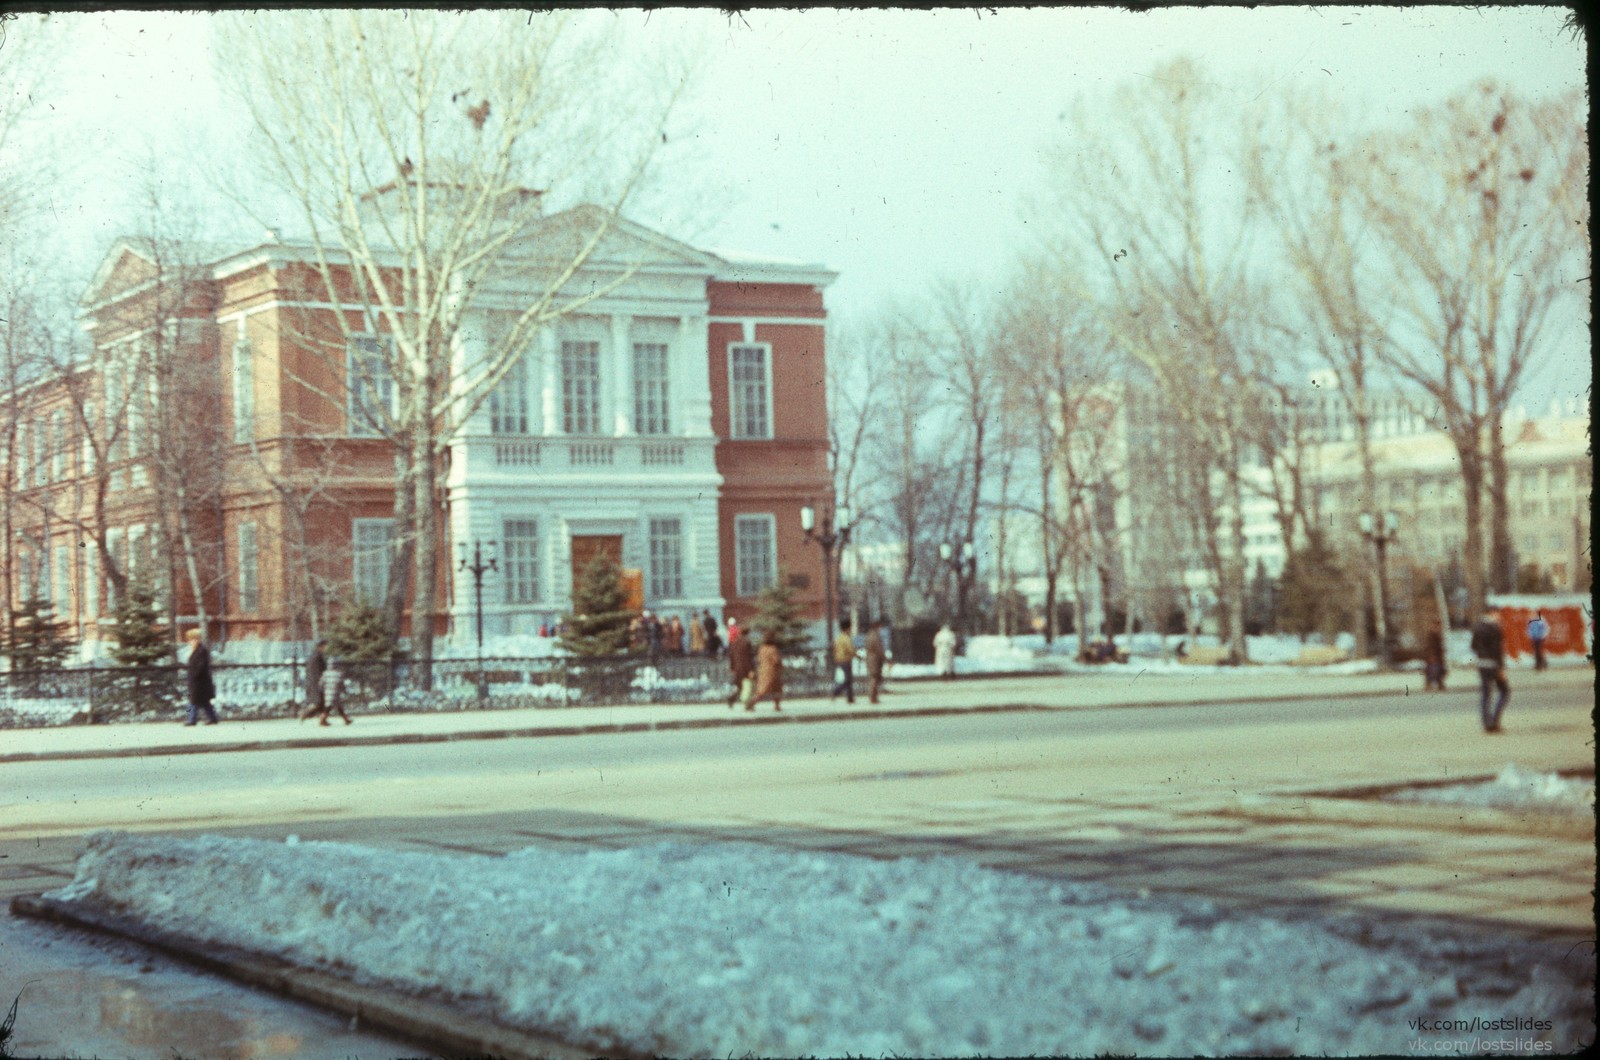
[[0, 686, 1425, 764], [9, 892, 621, 1060]]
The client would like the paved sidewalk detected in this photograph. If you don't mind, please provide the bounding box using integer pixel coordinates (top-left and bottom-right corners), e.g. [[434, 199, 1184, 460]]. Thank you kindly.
[[0, 664, 1524, 763]]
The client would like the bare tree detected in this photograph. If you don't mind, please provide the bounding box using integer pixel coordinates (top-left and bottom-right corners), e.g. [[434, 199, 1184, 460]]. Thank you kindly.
[[1047, 57, 1274, 661], [907, 280, 1000, 631], [863, 314, 952, 622], [993, 254, 1121, 645], [1350, 82, 1587, 611], [215, 10, 694, 683]]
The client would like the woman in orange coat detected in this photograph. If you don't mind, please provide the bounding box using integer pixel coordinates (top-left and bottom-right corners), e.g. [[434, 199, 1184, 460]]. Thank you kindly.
[[745, 629, 784, 712]]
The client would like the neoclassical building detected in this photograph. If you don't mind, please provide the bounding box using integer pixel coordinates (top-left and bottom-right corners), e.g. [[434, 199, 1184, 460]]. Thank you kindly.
[[4, 211, 836, 654]]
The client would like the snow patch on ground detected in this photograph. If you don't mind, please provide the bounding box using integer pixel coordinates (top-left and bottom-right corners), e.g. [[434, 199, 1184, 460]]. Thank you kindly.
[[1385, 764, 1596, 818], [51, 832, 1594, 1057]]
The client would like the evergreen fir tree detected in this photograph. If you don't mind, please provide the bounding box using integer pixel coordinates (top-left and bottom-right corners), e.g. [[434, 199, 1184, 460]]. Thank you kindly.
[[325, 599, 396, 661], [4, 596, 73, 672], [751, 574, 810, 654], [560, 552, 633, 656], [110, 579, 171, 667]]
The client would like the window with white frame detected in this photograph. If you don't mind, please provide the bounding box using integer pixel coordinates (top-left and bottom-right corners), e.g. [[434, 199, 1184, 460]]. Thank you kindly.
[[734, 514, 777, 597], [489, 351, 530, 434], [633, 343, 671, 436], [502, 518, 541, 604], [31, 414, 47, 486], [648, 517, 683, 599], [561, 340, 602, 435], [81, 402, 95, 473], [82, 545, 98, 619], [352, 518, 395, 606], [232, 336, 255, 443], [50, 410, 66, 479], [53, 544, 70, 614], [347, 335, 396, 438], [238, 521, 260, 613], [729, 344, 772, 439]]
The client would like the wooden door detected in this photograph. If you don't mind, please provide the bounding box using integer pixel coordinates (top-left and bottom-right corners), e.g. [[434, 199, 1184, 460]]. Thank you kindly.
[[570, 534, 624, 591]]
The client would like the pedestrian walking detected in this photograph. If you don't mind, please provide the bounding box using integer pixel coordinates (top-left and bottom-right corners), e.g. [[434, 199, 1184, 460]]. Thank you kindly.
[[831, 620, 856, 702], [299, 639, 328, 720], [745, 629, 783, 712], [702, 610, 722, 658], [183, 629, 218, 726], [1470, 606, 1510, 733], [1528, 611, 1550, 671], [864, 619, 889, 704], [316, 658, 352, 726], [933, 623, 958, 680], [1421, 626, 1447, 692], [727, 626, 755, 708]]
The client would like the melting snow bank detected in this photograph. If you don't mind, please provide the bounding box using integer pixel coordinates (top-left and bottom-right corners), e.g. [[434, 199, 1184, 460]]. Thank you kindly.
[[50, 832, 1593, 1057], [1386, 764, 1596, 818]]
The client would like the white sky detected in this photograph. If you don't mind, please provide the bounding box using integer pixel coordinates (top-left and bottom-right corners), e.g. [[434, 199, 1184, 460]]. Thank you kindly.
[[24, 5, 1590, 404]]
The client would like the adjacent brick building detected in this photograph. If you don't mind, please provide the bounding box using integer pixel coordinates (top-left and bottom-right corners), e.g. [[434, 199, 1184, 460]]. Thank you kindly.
[[2, 214, 837, 655]]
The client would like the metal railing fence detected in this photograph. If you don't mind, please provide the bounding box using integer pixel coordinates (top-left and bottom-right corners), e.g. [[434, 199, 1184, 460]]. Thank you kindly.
[[0, 650, 831, 729]]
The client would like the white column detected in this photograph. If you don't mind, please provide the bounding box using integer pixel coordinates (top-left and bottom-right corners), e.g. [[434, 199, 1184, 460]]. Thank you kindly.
[[612, 314, 634, 436], [679, 314, 713, 436], [540, 328, 562, 435]]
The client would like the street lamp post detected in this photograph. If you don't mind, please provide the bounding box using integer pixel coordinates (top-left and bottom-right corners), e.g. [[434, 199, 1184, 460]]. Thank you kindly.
[[457, 539, 497, 702], [938, 539, 976, 635], [801, 503, 852, 646], [1359, 510, 1400, 668]]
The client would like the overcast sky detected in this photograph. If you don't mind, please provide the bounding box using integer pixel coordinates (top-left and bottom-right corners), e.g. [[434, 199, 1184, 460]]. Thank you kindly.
[[27, 5, 1590, 406]]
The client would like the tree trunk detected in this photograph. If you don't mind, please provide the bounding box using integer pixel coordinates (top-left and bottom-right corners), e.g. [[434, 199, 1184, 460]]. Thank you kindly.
[[1460, 448, 1488, 618], [1487, 414, 1515, 594], [1222, 458, 1249, 662], [407, 428, 439, 689]]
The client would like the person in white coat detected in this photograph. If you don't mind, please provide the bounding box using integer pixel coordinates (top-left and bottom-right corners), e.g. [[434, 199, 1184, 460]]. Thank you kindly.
[[933, 624, 958, 680]]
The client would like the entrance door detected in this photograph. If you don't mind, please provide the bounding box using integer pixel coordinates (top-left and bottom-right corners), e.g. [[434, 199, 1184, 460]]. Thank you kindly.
[[570, 534, 624, 590]]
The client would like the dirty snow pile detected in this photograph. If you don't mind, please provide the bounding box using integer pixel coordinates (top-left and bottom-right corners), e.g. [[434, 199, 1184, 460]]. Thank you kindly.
[[1385, 763, 1596, 818], [50, 832, 1593, 1057]]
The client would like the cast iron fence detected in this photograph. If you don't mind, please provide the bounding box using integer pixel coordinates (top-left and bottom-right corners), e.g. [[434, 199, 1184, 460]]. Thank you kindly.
[[0, 650, 833, 729]]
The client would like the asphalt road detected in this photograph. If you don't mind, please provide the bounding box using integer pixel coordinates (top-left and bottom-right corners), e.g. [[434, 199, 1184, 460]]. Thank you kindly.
[[3, 675, 1590, 840], [1, 673, 1592, 1060]]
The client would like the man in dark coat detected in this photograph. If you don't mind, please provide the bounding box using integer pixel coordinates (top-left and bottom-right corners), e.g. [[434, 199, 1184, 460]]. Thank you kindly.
[[727, 628, 755, 709], [184, 629, 218, 726], [300, 640, 327, 721], [1470, 606, 1510, 732], [864, 620, 889, 704]]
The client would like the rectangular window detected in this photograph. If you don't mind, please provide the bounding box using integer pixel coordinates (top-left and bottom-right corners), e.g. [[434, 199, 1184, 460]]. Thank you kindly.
[[734, 514, 777, 597], [648, 517, 684, 599], [561, 340, 601, 435], [633, 342, 671, 436], [729, 344, 772, 439], [50, 410, 66, 479], [238, 521, 260, 613], [32, 415, 47, 486], [489, 352, 530, 435], [347, 335, 396, 438], [53, 544, 70, 615], [232, 337, 255, 443], [352, 518, 395, 606], [83, 546, 98, 619], [502, 518, 541, 604]]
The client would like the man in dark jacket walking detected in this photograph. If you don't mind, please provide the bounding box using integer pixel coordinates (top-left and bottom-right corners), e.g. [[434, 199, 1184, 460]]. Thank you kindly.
[[1470, 607, 1510, 733], [299, 640, 327, 721], [184, 629, 219, 726], [727, 628, 755, 708]]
